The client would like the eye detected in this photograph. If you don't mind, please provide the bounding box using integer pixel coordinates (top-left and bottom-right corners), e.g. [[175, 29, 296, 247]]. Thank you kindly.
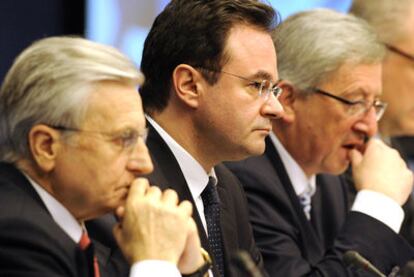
[[115, 130, 139, 149], [139, 127, 149, 141], [272, 86, 283, 98], [340, 92, 367, 104], [248, 81, 262, 91]]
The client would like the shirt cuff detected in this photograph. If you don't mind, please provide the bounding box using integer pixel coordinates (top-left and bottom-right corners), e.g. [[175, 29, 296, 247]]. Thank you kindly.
[[351, 189, 404, 233], [129, 260, 181, 277]]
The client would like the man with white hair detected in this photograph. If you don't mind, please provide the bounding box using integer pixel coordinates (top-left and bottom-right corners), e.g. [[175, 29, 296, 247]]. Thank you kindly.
[[0, 36, 205, 277], [227, 9, 414, 276]]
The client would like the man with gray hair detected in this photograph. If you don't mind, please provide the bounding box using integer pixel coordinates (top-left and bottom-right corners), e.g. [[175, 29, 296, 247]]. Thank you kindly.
[[227, 9, 414, 276], [350, 0, 414, 246], [0, 36, 206, 277], [350, 0, 414, 140]]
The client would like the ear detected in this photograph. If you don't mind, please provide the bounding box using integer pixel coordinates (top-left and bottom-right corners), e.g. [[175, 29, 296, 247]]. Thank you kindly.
[[28, 125, 61, 172], [171, 64, 204, 109], [276, 80, 298, 123]]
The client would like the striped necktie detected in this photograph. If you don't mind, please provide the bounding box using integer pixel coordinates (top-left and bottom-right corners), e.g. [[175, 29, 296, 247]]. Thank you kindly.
[[79, 232, 100, 277], [299, 189, 312, 220]]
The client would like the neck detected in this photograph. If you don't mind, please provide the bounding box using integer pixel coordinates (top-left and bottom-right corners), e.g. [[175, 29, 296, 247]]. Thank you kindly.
[[151, 109, 218, 172], [272, 128, 316, 178], [16, 159, 53, 192]]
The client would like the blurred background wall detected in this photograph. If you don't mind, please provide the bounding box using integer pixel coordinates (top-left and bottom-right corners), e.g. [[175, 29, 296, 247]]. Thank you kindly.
[[0, 0, 351, 83], [0, 0, 84, 83]]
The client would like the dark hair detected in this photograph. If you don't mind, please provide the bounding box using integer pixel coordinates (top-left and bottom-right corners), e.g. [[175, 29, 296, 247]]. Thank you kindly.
[[140, 0, 278, 114]]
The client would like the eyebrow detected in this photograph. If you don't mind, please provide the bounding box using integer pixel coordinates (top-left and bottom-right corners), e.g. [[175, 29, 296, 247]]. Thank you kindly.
[[248, 70, 274, 82], [341, 89, 382, 99], [112, 123, 146, 135]]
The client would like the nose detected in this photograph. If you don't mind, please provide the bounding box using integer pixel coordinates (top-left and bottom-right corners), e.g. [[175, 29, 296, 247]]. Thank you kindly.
[[260, 92, 285, 119], [353, 107, 378, 138], [127, 138, 154, 175]]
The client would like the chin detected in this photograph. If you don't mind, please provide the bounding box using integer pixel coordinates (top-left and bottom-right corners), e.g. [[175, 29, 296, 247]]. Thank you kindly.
[[243, 146, 265, 159], [249, 139, 266, 155], [328, 163, 349, 175]]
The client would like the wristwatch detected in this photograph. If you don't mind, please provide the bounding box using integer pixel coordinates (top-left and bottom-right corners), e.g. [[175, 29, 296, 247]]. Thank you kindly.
[[182, 248, 212, 277]]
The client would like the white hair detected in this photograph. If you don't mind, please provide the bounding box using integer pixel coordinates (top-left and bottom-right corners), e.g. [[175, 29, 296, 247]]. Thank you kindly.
[[273, 8, 385, 91], [0, 36, 144, 163]]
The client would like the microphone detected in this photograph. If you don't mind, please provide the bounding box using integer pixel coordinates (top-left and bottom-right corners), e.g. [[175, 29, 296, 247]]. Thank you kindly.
[[343, 250, 386, 277], [231, 250, 263, 277]]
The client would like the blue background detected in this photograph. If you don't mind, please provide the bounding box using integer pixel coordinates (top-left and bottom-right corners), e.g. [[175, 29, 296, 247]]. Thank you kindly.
[[86, 0, 352, 66]]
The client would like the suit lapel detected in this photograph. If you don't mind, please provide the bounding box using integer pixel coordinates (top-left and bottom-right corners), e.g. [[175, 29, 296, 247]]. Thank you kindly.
[[312, 174, 348, 250], [0, 163, 92, 276], [0, 163, 48, 212], [145, 124, 221, 276], [264, 138, 324, 262], [310, 179, 323, 241], [215, 165, 238, 274]]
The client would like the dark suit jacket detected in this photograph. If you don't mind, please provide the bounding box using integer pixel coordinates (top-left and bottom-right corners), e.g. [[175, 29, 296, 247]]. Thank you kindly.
[[87, 124, 265, 277], [0, 162, 93, 277], [145, 124, 265, 277], [384, 136, 414, 247], [225, 137, 414, 277]]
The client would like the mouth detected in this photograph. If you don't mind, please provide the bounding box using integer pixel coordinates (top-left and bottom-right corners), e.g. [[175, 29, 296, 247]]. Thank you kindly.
[[254, 125, 272, 133], [342, 141, 366, 153], [116, 183, 131, 194]]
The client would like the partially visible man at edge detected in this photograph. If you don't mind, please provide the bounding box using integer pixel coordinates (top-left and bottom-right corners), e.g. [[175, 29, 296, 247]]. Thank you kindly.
[[0, 36, 205, 277], [226, 9, 414, 276], [350, 0, 414, 246]]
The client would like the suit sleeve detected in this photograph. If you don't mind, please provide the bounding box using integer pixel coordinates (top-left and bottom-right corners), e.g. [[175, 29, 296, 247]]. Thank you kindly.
[[233, 166, 414, 277], [234, 178, 269, 277]]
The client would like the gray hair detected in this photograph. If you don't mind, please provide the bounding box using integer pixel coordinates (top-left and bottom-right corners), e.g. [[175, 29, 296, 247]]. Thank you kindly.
[[0, 36, 143, 163], [274, 8, 385, 91], [350, 0, 414, 43]]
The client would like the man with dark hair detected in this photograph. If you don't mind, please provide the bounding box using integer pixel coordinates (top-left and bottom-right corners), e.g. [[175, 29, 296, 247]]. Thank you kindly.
[[139, 0, 284, 276]]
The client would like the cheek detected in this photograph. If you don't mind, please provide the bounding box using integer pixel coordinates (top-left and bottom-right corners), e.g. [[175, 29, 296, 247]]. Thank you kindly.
[[94, 158, 129, 187], [73, 153, 129, 197], [317, 120, 351, 155], [207, 96, 257, 134]]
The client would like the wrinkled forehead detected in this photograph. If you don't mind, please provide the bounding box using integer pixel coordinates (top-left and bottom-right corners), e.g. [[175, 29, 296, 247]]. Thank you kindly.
[[319, 62, 382, 98], [83, 81, 145, 130]]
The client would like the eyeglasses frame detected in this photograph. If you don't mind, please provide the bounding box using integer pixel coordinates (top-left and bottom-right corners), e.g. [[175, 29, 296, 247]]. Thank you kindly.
[[197, 67, 283, 101], [385, 44, 414, 63], [48, 125, 148, 153], [310, 87, 387, 121]]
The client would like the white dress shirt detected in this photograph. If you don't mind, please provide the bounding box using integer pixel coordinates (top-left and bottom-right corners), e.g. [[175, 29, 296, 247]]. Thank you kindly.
[[270, 133, 316, 199], [147, 116, 217, 233], [147, 116, 216, 277], [23, 172, 181, 277], [269, 133, 404, 233]]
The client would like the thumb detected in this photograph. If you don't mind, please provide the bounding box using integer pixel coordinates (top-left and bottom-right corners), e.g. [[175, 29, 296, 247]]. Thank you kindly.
[[112, 223, 123, 245], [349, 149, 363, 169]]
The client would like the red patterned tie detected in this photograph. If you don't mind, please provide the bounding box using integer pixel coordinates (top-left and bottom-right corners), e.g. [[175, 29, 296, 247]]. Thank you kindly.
[[79, 232, 100, 277]]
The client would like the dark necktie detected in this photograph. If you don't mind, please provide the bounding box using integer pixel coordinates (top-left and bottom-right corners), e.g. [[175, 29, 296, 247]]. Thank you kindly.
[[201, 176, 225, 277], [79, 232, 100, 277]]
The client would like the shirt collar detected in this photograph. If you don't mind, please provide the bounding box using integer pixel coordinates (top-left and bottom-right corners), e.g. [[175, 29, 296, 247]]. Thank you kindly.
[[146, 116, 216, 199], [269, 132, 316, 197], [22, 172, 83, 243]]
